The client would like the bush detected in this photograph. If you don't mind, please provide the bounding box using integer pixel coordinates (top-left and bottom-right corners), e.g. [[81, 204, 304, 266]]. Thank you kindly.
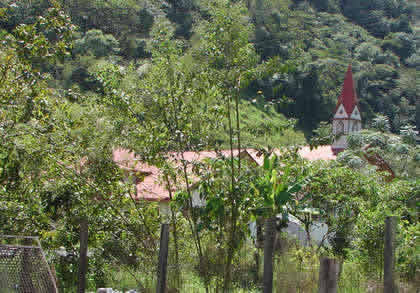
[[355, 42, 381, 62], [122, 37, 150, 59], [382, 32, 416, 60], [404, 53, 420, 68], [73, 29, 120, 58]]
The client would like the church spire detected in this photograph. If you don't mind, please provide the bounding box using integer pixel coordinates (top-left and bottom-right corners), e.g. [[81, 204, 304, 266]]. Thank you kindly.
[[336, 64, 358, 116]]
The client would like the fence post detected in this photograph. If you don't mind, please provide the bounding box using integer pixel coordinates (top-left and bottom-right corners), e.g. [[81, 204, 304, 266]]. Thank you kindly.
[[77, 218, 89, 293], [156, 223, 170, 293], [318, 257, 339, 293], [263, 216, 277, 293], [157, 202, 170, 293], [384, 216, 398, 293]]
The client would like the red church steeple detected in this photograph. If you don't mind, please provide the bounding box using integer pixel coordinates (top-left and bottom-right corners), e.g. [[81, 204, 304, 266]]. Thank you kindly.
[[331, 64, 362, 155], [335, 64, 358, 116]]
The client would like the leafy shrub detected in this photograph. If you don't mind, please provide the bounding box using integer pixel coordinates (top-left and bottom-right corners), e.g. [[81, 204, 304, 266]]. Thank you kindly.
[[73, 29, 120, 57], [382, 32, 416, 60], [355, 42, 381, 62]]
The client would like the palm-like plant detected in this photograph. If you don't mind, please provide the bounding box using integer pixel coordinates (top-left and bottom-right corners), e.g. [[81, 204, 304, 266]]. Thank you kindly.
[[252, 149, 306, 292]]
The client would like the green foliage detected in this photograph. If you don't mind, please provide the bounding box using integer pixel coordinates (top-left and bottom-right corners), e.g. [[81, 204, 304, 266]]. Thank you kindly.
[[73, 29, 120, 57], [252, 149, 307, 216], [371, 114, 391, 132], [216, 101, 305, 148], [0, 4, 162, 290], [352, 179, 418, 279], [4, 0, 416, 135], [339, 129, 420, 179], [0, 0, 52, 30], [382, 32, 416, 60], [309, 121, 334, 148], [397, 220, 420, 280], [355, 42, 381, 62], [1, 0, 418, 290], [63, 0, 155, 36], [248, 0, 416, 134], [304, 160, 418, 280]]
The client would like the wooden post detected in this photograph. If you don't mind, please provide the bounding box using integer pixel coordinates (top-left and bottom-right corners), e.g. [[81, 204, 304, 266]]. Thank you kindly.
[[77, 218, 89, 293], [318, 257, 339, 293], [263, 216, 277, 293], [254, 250, 260, 285], [156, 223, 170, 293], [384, 216, 398, 293]]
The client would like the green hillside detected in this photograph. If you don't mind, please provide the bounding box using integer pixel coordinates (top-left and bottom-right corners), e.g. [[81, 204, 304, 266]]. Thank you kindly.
[[1, 0, 417, 141], [1, 1, 418, 292]]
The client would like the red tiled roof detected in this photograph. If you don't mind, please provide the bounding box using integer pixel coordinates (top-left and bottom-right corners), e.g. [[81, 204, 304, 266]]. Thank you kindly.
[[335, 64, 359, 115], [113, 146, 336, 202], [299, 146, 336, 161]]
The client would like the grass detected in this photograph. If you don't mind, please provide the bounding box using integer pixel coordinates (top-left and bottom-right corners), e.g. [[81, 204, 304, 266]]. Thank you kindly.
[[217, 101, 306, 149], [71, 245, 417, 293]]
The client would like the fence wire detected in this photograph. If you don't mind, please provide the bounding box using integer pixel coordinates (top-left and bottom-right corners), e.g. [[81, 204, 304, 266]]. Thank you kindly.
[[0, 236, 57, 293]]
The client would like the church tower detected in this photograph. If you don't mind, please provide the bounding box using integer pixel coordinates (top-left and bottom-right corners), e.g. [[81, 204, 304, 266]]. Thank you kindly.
[[331, 64, 362, 155]]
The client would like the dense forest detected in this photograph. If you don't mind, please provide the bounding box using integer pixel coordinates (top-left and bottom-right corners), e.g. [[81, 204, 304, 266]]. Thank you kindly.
[[1, 0, 418, 140], [0, 0, 418, 292]]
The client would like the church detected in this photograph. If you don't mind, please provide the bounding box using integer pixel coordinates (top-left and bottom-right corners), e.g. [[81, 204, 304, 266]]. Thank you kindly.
[[331, 64, 362, 155]]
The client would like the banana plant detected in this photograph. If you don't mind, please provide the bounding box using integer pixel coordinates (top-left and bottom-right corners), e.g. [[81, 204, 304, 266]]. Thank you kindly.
[[252, 149, 307, 293], [253, 150, 305, 216]]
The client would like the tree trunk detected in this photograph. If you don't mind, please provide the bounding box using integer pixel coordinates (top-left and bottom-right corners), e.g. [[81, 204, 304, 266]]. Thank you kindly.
[[77, 218, 89, 293], [263, 216, 277, 293]]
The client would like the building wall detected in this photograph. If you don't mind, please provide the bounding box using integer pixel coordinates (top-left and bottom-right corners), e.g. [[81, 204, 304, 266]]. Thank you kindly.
[[192, 189, 206, 207], [332, 106, 362, 152], [249, 215, 329, 247]]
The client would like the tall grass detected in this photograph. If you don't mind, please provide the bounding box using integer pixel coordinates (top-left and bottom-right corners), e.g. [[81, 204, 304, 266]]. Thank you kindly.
[[216, 101, 306, 149]]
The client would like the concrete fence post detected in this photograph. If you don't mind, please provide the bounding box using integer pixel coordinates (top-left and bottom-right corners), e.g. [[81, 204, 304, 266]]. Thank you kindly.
[[263, 216, 277, 293], [384, 216, 398, 293], [77, 218, 89, 293], [156, 223, 170, 293]]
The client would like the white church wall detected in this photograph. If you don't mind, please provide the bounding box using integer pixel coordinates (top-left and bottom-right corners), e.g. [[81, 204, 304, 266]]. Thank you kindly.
[[350, 106, 361, 120], [332, 135, 348, 149], [249, 214, 330, 247], [192, 189, 206, 207], [334, 104, 348, 119]]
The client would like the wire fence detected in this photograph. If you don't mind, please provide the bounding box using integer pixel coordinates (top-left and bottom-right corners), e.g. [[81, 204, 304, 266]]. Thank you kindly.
[[0, 235, 58, 293], [2, 217, 416, 293]]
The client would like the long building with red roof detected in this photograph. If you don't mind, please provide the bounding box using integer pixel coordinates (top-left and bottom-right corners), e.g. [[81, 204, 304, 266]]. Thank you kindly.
[[113, 146, 336, 203]]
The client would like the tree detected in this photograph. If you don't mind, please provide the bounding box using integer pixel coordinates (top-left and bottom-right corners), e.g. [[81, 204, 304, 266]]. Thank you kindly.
[[339, 129, 419, 180], [372, 114, 391, 132], [382, 32, 416, 60], [252, 149, 307, 292], [73, 29, 120, 57], [0, 1, 74, 200], [191, 1, 261, 289], [0, 3, 160, 290], [95, 16, 226, 290]]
